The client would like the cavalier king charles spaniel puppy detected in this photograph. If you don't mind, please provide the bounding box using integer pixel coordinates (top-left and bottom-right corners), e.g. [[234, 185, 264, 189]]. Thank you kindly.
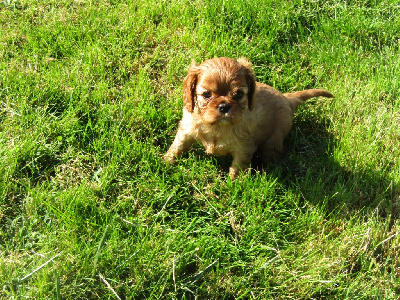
[[163, 57, 333, 179]]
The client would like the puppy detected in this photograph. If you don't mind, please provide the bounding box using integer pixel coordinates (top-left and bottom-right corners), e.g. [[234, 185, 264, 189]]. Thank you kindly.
[[163, 57, 333, 179]]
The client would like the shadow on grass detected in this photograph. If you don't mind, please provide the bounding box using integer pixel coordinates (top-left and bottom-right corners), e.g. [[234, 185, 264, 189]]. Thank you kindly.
[[252, 110, 399, 228]]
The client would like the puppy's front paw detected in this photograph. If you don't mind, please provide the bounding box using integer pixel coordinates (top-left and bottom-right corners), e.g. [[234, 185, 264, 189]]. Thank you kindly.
[[229, 166, 239, 179], [162, 152, 177, 164]]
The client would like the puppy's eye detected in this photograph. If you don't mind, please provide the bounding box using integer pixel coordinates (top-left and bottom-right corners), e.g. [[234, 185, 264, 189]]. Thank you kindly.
[[233, 90, 244, 100], [202, 92, 212, 99]]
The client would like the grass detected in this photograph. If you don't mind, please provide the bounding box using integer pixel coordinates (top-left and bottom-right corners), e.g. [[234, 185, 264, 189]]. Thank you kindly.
[[0, 0, 399, 298]]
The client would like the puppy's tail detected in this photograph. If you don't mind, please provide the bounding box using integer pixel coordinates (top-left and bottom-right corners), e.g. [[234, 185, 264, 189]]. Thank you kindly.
[[284, 89, 334, 113]]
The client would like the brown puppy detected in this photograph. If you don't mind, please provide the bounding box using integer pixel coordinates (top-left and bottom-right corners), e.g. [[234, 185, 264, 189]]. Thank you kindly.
[[163, 57, 333, 178]]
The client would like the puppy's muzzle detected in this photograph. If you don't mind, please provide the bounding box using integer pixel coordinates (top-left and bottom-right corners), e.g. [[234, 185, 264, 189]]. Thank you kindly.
[[218, 103, 231, 114]]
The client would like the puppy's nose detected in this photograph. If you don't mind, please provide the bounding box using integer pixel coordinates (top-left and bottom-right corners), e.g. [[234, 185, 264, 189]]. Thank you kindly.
[[218, 103, 231, 114]]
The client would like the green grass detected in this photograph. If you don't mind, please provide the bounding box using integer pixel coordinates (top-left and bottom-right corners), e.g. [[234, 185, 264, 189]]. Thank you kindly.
[[1, 0, 399, 298]]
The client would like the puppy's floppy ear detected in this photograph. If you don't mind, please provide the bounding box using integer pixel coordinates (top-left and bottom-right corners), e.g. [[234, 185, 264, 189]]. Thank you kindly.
[[237, 58, 256, 111], [183, 61, 199, 113]]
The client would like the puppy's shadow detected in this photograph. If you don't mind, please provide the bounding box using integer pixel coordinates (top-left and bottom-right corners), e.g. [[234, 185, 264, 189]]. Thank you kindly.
[[252, 106, 398, 227]]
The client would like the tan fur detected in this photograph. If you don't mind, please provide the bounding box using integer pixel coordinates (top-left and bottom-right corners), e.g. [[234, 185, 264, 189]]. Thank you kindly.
[[163, 57, 333, 179]]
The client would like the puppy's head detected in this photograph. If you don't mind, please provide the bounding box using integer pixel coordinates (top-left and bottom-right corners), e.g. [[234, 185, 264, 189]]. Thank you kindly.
[[183, 57, 256, 125]]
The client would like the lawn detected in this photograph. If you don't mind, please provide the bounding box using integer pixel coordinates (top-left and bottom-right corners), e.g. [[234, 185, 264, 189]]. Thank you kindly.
[[0, 0, 399, 298]]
